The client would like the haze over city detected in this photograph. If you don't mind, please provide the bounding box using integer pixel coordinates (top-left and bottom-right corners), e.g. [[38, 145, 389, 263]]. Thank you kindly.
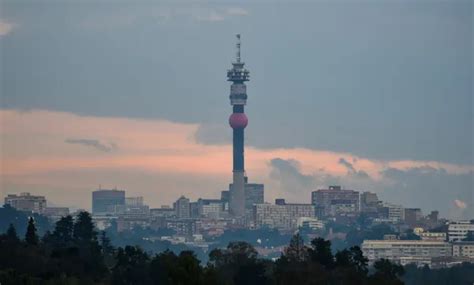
[[1, 0, 472, 219]]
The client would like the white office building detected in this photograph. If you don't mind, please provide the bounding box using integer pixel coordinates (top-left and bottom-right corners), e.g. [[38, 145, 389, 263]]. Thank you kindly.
[[254, 203, 315, 231], [362, 239, 452, 267], [297, 217, 324, 230], [448, 221, 474, 241]]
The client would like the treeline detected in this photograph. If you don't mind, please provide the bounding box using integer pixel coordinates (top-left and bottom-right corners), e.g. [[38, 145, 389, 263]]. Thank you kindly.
[[0, 211, 406, 285], [2, 210, 472, 284]]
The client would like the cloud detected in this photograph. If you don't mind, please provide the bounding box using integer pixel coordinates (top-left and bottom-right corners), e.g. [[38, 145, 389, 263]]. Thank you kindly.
[[195, 11, 225, 22], [65, 138, 117, 152], [1, 109, 472, 216], [225, 7, 249, 16], [338, 157, 370, 179], [195, 123, 229, 145], [269, 158, 315, 193], [380, 167, 473, 219], [194, 7, 249, 22], [454, 199, 467, 209], [339, 157, 356, 172], [0, 20, 15, 37]]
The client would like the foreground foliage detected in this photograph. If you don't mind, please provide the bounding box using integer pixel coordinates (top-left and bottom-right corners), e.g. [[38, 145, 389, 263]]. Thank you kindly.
[[0, 212, 470, 284]]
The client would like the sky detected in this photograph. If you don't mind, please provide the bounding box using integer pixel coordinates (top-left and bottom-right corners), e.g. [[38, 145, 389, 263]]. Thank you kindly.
[[0, 0, 472, 219]]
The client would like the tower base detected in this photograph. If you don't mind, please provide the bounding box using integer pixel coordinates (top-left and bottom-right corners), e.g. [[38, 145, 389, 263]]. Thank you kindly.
[[230, 171, 245, 217]]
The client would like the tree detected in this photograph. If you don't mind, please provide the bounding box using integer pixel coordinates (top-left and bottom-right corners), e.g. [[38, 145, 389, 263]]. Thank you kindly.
[[150, 250, 179, 284], [112, 246, 151, 285], [6, 224, 19, 243], [369, 259, 404, 285], [209, 241, 267, 285], [283, 233, 308, 262], [463, 230, 474, 241], [25, 217, 38, 246], [276, 243, 322, 284], [53, 215, 74, 245], [100, 231, 115, 268], [332, 246, 369, 285], [99, 231, 112, 253], [308, 237, 334, 268], [347, 246, 368, 275], [73, 211, 97, 244], [150, 250, 205, 284]]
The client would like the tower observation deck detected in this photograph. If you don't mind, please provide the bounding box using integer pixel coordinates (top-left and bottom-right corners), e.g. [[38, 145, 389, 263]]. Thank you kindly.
[[227, 34, 249, 217]]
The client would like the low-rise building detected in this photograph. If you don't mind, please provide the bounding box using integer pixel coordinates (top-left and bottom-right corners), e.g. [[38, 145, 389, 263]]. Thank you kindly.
[[165, 219, 196, 236], [197, 199, 224, 219], [452, 241, 474, 259], [297, 217, 324, 230], [448, 221, 474, 241], [419, 232, 446, 241], [4, 193, 47, 213], [42, 207, 70, 221], [362, 239, 452, 267], [116, 216, 150, 232], [150, 206, 175, 218]]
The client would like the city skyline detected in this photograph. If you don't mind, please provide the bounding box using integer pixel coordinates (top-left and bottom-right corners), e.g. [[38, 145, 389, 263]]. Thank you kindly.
[[1, 0, 472, 219]]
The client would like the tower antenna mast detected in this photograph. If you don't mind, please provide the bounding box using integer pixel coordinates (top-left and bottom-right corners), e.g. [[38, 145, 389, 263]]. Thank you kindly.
[[236, 34, 241, 63]]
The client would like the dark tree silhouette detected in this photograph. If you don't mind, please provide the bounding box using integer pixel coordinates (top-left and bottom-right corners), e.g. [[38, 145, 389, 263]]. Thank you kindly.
[[6, 223, 19, 243], [209, 241, 267, 285], [112, 245, 150, 285], [73, 211, 97, 243], [284, 233, 308, 262], [309, 237, 334, 269], [53, 215, 74, 245], [25, 217, 38, 246], [369, 258, 405, 285]]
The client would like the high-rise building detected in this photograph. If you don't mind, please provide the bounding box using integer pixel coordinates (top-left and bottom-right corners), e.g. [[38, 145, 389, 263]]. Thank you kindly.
[[173, 196, 190, 219], [311, 186, 359, 217], [360, 191, 379, 213], [4, 192, 47, 214], [380, 202, 405, 222], [245, 183, 264, 209], [227, 34, 250, 217], [404, 208, 422, 226], [254, 203, 315, 231], [92, 189, 125, 215]]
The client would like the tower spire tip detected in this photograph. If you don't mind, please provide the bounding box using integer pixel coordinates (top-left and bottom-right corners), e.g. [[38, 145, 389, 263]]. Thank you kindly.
[[236, 34, 241, 63]]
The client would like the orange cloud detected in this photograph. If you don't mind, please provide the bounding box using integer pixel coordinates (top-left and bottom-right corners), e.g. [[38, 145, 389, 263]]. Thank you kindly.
[[1, 109, 471, 209]]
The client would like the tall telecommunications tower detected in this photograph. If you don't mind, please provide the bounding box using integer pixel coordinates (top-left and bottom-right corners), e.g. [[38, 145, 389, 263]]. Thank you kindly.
[[227, 34, 250, 217]]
